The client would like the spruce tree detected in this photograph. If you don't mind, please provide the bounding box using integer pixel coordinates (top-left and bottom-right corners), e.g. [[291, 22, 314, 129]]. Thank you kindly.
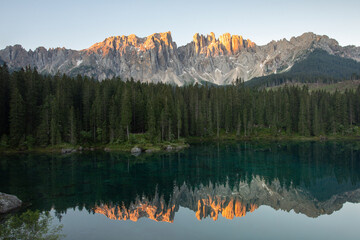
[[69, 106, 76, 145], [9, 86, 25, 146], [121, 87, 132, 141], [146, 100, 157, 142]]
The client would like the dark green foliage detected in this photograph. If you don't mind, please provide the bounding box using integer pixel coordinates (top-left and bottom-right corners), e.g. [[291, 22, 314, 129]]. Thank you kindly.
[[0, 210, 64, 240], [9, 86, 25, 146], [1, 65, 360, 149], [121, 86, 132, 141], [0, 64, 10, 137]]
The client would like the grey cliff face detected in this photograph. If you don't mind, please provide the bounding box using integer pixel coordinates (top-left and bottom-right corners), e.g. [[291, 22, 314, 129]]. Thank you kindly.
[[1, 32, 359, 86]]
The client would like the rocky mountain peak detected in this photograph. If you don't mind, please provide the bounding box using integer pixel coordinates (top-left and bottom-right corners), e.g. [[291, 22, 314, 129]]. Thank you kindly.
[[191, 32, 255, 56], [149, 31, 174, 47], [87, 31, 176, 56], [0, 32, 359, 85]]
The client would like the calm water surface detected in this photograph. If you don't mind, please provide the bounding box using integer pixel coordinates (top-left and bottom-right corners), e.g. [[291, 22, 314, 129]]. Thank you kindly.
[[1, 141, 360, 239]]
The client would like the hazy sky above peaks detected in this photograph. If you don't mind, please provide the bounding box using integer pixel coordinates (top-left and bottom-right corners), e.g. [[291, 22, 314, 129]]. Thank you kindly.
[[1, 0, 359, 50]]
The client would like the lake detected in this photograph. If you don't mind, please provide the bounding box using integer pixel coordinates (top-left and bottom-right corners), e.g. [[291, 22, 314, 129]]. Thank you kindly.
[[1, 141, 360, 239]]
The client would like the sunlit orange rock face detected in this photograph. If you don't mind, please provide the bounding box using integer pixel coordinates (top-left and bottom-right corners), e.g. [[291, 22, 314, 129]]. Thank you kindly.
[[87, 31, 175, 56], [192, 32, 255, 56]]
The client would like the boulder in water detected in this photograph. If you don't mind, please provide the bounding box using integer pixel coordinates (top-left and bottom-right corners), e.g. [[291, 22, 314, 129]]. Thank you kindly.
[[0, 192, 22, 214]]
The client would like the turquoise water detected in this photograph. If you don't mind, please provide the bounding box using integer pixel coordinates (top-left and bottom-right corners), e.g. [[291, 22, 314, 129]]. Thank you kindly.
[[1, 141, 360, 239]]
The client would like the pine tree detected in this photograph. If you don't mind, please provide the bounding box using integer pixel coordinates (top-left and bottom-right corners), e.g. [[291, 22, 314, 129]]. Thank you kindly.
[[236, 113, 241, 137], [216, 101, 220, 138], [50, 98, 61, 146], [9, 86, 25, 146], [69, 106, 76, 145], [121, 86, 132, 141], [0, 65, 10, 137], [176, 102, 182, 140], [312, 102, 320, 136], [243, 109, 247, 136], [206, 101, 213, 136], [146, 100, 157, 142], [37, 96, 52, 146]]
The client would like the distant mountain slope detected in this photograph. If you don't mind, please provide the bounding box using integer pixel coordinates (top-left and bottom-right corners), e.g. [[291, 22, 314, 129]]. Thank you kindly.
[[263, 80, 360, 93], [1, 32, 359, 86], [246, 49, 360, 88]]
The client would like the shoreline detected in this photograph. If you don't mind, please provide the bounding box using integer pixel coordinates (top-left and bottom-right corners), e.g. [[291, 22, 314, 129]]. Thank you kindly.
[[187, 135, 360, 143], [1, 135, 360, 154], [0, 141, 190, 155]]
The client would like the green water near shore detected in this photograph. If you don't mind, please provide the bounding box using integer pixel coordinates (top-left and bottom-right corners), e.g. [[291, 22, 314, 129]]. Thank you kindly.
[[1, 141, 360, 239]]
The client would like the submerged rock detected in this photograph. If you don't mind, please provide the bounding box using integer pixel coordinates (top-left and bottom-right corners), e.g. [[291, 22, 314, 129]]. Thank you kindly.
[[146, 148, 159, 153], [131, 147, 142, 154], [166, 145, 174, 151], [61, 148, 76, 154], [0, 192, 22, 214]]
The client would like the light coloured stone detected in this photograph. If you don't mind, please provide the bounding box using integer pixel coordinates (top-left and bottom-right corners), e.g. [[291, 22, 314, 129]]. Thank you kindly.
[[0, 192, 22, 213], [131, 147, 142, 154]]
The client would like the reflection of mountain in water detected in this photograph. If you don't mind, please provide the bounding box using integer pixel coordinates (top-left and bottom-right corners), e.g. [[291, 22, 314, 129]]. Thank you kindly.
[[94, 182, 258, 222], [1, 141, 360, 222], [94, 175, 360, 222]]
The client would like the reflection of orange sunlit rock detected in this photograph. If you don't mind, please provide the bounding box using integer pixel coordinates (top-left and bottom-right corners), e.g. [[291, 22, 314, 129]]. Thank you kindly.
[[94, 192, 258, 223], [94, 175, 359, 223], [94, 199, 176, 223], [195, 197, 258, 221]]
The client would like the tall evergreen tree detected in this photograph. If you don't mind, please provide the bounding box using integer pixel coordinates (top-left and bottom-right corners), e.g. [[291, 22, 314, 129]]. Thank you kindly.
[[121, 87, 132, 141], [9, 86, 25, 146]]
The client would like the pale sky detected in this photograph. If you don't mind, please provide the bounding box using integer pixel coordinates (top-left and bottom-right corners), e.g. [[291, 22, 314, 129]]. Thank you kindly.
[[1, 0, 359, 50]]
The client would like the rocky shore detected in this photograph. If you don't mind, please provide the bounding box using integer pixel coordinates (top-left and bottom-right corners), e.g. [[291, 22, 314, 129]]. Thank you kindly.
[[0, 192, 22, 214]]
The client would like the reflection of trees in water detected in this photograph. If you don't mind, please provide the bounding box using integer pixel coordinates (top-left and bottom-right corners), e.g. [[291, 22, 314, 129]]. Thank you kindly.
[[0, 141, 360, 218], [0, 210, 64, 240]]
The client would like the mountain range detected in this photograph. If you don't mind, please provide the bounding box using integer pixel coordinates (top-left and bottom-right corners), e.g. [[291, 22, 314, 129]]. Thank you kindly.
[[1, 32, 360, 86]]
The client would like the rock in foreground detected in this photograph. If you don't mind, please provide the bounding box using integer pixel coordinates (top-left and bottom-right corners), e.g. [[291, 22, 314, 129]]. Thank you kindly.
[[0, 192, 22, 214]]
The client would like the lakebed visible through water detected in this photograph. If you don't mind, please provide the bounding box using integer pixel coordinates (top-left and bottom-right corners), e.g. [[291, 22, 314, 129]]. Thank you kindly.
[[1, 141, 360, 240]]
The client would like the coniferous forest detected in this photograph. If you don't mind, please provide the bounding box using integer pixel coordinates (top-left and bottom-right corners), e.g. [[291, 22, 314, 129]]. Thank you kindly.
[[1, 64, 360, 149]]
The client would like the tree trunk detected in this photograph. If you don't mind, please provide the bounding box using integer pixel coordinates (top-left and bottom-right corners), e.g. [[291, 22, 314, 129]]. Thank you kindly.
[[168, 118, 172, 141]]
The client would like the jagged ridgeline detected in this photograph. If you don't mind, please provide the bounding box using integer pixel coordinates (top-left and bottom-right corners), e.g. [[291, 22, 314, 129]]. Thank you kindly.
[[0, 32, 359, 85], [3, 64, 360, 149], [246, 49, 360, 88], [1, 142, 360, 221]]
